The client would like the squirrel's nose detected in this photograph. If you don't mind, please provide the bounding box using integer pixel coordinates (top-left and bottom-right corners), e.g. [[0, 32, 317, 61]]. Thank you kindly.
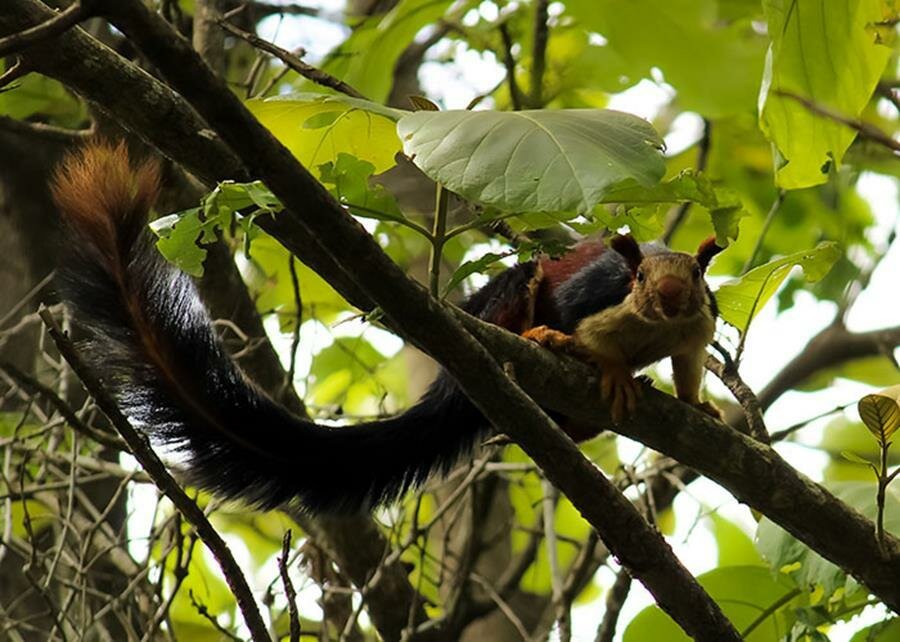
[[657, 276, 685, 316]]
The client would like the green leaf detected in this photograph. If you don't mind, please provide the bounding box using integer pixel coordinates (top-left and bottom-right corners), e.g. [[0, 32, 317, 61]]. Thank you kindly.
[[715, 242, 841, 331], [707, 513, 763, 567], [150, 181, 283, 276], [796, 355, 900, 392], [316, 0, 455, 104], [565, 0, 768, 117], [317, 153, 412, 229], [151, 208, 209, 277], [248, 93, 404, 175], [759, 0, 892, 188], [442, 251, 515, 297], [247, 236, 351, 327], [398, 109, 665, 214], [858, 385, 900, 447], [849, 618, 900, 642], [756, 481, 900, 600], [841, 450, 874, 467], [623, 566, 799, 642]]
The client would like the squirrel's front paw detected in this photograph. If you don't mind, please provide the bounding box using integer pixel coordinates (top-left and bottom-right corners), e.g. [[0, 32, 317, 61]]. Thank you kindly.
[[522, 326, 580, 354], [600, 365, 641, 422]]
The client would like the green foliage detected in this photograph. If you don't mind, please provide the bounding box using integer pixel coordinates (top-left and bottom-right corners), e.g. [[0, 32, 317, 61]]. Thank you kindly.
[[858, 384, 900, 448], [759, 0, 892, 188], [248, 93, 404, 174], [315, 0, 460, 103], [565, 0, 768, 117], [756, 481, 900, 600], [0, 67, 84, 124], [850, 618, 900, 641], [398, 108, 666, 214], [151, 181, 280, 276], [623, 566, 800, 641], [707, 513, 764, 567], [715, 242, 841, 331]]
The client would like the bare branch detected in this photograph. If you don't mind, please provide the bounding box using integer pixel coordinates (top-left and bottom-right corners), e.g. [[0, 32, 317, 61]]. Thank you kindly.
[[217, 15, 367, 99], [0, 1, 90, 57]]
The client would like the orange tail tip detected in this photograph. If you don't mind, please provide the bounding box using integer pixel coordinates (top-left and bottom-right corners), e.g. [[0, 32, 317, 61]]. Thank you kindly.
[[51, 141, 161, 256]]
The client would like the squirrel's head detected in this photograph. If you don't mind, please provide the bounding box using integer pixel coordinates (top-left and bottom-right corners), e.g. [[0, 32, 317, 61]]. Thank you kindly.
[[610, 235, 722, 322]]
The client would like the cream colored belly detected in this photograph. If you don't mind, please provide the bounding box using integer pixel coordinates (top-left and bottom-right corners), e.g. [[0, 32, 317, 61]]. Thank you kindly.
[[574, 306, 714, 370]]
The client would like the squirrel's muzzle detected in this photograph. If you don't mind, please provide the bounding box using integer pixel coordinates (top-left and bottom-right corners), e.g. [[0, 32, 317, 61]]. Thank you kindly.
[[657, 276, 685, 317]]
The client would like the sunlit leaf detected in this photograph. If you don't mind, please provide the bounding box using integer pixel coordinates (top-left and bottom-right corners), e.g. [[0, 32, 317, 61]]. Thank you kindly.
[[399, 109, 665, 214], [565, 0, 767, 117], [858, 385, 900, 447], [849, 618, 900, 642], [756, 481, 900, 600], [623, 566, 798, 642], [707, 513, 763, 567], [715, 242, 841, 331], [759, 0, 892, 188], [248, 93, 404, 174], [316, 0, 455, 103], [442, 251, 514, 297]]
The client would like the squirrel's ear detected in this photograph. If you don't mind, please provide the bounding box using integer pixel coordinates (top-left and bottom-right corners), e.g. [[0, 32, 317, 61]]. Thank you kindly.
[[695, 237, 723, 272], [609, 234, 643, 274]]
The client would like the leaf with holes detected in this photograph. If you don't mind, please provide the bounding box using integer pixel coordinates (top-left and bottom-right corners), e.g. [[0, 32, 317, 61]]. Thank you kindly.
[[859, 385, 900, 447], [398, 109, 665, 214], [759, 0, 891, 188]]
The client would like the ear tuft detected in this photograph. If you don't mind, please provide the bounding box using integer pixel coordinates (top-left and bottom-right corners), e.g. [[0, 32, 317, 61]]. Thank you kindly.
[[695, 236, 723, 272], [609, 234, 643, 274]]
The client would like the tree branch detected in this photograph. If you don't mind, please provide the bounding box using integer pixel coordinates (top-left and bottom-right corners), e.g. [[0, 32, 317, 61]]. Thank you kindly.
[[0, 0, 89, 57]]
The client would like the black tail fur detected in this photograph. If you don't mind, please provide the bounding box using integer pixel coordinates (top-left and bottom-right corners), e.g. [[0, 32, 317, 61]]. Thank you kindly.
[[53, 143, 501, 513]]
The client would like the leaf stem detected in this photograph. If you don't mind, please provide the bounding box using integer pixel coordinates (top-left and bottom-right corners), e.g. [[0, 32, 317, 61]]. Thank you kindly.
[[741, 190, 785, 275], [429, 184, 449, 296], [877, 440, 889, 555], [740, 588, 801, 637], [346, 202, 433, 240]]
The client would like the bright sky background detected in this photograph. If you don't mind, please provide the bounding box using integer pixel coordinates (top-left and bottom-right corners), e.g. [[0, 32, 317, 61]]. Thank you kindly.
[[130, 3, 900, 640]]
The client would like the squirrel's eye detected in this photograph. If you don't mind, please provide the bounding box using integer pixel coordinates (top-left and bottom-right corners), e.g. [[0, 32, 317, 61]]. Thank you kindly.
[[636, 270, 645, 283], [692, 266, 701, 280]]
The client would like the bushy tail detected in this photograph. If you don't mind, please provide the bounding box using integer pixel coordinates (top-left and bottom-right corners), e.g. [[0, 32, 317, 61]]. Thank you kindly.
[[53, 142, 487, 513]]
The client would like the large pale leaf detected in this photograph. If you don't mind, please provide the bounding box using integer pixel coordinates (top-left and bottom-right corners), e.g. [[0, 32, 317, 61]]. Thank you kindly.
[[248, 93, 404, 174], [398, 109, 665, 214], [759, 0, 892, 189], [756, 481, 900, 600], [565, 0, 767, 117], [715, 242, 840, 331], [623, 566, 799, 642], [858, 384, 900, 447]]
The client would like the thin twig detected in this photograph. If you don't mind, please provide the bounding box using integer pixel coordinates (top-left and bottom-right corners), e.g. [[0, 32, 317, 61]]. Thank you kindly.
[[278, 531, 301, 642], [662, 119, 711, 245], [529, 0, 549, 107], [498, 23, 523, 111], [217, 17, 366, 99], [594, 569, 632, 642], [741, 190, 785, 274], [706, 347, 769, 444], [774, 89, 900, 153], [38, 307, 272, 642]]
